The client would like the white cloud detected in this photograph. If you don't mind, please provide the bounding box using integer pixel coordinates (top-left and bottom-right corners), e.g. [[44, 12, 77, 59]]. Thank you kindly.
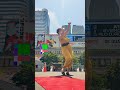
[[48, 11, 61, 29]]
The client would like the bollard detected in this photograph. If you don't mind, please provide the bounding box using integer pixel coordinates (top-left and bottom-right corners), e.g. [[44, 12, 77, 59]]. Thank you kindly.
[[43, 62, 47, 72], [77, 68, 79, 72], [50, 66, 53, 72]]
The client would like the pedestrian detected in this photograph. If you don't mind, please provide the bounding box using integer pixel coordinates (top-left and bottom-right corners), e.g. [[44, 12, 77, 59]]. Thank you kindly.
[[56, 22, 73, 76]]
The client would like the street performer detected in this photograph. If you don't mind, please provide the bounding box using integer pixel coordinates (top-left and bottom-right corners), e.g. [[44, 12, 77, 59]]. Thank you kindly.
[[57, 22, 73, 76]]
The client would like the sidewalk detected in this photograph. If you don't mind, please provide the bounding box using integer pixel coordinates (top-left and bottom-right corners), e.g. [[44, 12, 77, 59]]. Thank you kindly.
[[35, 72, 85, 90]]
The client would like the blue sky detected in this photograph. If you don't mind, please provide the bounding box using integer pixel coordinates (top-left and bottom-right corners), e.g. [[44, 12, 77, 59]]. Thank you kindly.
[[35, 0, 85, 34]]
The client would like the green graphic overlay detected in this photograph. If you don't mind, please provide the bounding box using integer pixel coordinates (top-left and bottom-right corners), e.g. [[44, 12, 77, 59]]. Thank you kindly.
[[18, 44, 30, 55], [42, 44, 48, 50]]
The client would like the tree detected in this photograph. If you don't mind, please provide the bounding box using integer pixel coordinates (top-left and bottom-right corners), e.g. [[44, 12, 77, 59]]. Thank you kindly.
[[90, 72, 105, 90], [58, 55, 64, 64], [40, 52, 59, 68], [73, 55, 79, 65], [79, 51, 85, 65], [104, 62, 120, 90], [12, 61, 35, 90]]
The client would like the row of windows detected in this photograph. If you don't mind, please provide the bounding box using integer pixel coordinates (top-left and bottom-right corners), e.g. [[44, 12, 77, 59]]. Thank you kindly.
[[35, 15, 48, 18], [0, 13, 25, 15], [35, 18, 48, 20], [35, 22, 47, 25], [35, 22, 48, 24], [35, 20, 48, 23], [35, 24, 48, 26], [35, 24, 48, 27], [0, 4, 27, 8], [35, 29, 48, 31], [35, 13, 48, 16], [35, 16, 48, 19], [35, 27, 48, 29]]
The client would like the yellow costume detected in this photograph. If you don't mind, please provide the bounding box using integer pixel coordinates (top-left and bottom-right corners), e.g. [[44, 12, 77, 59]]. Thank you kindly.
[[60, 37, 73, 68]]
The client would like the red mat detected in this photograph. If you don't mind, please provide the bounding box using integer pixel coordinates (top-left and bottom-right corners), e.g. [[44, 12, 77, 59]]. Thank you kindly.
[[35, 76, 85, 90]]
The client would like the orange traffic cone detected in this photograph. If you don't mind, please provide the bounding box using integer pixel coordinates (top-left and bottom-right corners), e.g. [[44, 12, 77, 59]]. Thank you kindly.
[[43, 63, 47, 72]]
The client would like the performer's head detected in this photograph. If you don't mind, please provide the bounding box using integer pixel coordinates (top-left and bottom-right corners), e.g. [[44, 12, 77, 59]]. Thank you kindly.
[[57, 28, 64, 35]]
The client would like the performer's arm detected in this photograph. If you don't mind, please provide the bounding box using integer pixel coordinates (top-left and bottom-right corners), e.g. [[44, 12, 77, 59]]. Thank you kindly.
[[64, 22, 71, 36]]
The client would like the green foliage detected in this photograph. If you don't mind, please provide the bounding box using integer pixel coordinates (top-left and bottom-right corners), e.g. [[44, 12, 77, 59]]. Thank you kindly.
[[40, 52, 59, 66], [73, 56, 79, 65], [12, 61, 35, 90], [91, 71, 105, 90], [104, 62, 120, 90], [90, 62, 120, 90], [58, 55, 64, 63], [79, 51, 85, 65]]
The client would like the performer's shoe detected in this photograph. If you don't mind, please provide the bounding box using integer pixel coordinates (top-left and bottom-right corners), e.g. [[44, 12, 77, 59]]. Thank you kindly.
[[61, 72, 65, 76], [66, 72, 70, 76]]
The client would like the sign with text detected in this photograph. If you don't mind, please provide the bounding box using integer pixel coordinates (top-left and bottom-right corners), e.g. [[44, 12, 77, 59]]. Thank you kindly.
[[86, 24, 120, 37], [86, 37, 120, 49]]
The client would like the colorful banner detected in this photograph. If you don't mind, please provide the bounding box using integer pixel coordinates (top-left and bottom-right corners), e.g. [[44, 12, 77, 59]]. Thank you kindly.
[[45, 34, 60, 48]]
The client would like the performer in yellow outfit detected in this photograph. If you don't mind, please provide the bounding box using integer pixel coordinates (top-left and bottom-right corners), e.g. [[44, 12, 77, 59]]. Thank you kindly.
[[57, 22, 73, 76]]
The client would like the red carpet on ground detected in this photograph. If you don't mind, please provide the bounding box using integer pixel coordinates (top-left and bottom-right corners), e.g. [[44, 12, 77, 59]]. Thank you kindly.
[[35, 76, 85, 90]]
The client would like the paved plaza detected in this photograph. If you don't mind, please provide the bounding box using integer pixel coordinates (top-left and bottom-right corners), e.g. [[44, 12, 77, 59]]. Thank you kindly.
[[35, 72, 85, 90]]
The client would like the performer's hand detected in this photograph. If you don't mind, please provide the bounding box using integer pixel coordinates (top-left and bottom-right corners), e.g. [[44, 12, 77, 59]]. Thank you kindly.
[[68, 22, 71, 25]]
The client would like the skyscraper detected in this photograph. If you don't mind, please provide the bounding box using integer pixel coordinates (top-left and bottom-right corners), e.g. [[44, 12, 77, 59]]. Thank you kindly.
[[62, 25, 71, 34], [89, 0, 119, 20], [0, 0, 28, 52], [35, 9, 50, 48], [72, 25, 85, 34]]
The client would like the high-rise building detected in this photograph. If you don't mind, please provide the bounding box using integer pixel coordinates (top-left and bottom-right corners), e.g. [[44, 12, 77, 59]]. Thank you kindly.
[[62, 25, 71, 34], [35, 9, 50, 48], [27, 0, 35, 20], [89, 0, 119, 20], [0, 0, 29, 52], [72, 25, 85, 34]]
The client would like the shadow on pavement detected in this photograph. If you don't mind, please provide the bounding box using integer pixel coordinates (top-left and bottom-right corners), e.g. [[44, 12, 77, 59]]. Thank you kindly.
[[49, 75, 73, 78]]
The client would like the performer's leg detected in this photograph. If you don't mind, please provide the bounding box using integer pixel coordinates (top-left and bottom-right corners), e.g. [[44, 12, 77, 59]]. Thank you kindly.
[[61, 67, 66, 72], [67, 44, 73, 57], [66, 45, 73, 75], [66, 68, 70, 73], [61, 45, 73, 75], [62, 50, 73, 68]]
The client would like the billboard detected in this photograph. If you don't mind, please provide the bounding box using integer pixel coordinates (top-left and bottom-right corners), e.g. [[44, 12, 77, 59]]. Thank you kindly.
[[36, 34, 45, 47], [86, 37, 120, 49], [45, 34, 60, 48], [67, 35, 85, 42], [86, 24, 120, 37], [36, 34, 85, 48]]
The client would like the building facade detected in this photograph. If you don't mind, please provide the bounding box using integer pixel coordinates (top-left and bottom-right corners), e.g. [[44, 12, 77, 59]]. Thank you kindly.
[[35, 9, 50, 48], [35, 47, 85, 57], [35, 34, 85, 56], [0, 0, 30, 53], [0, 0, 34, 67], [72, 25, 85, 34], [89, 0, 119, 20]]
